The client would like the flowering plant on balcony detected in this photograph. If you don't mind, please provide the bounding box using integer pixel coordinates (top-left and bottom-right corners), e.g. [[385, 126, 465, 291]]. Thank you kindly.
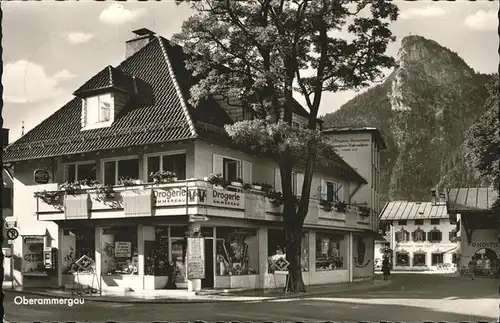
[[242, 183, 252, 191], [251, 182, 262, 190], [95, 185, 115, 201], [319, 199, 334, 212], [150, 170, 177, 184], [34, 190, 62, 205], [265, 190, 284, 206], [335, 201, 347, 213], [260, 183, 273, 193], [59, 182, 80, 195], [119, 177, 141, 186], [206, 173, 229, 188], [78, 178, 100, 188]]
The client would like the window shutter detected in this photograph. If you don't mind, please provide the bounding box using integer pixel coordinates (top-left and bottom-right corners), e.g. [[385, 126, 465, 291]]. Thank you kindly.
[[296, 172, 304, 197], [411, 231, 416, 241], [395, 231, 401, 242], [274, 167, 282, 192], [320, 178, 327, 200], [336, 183, 344, 202], [242, 161, 252, 184], [449, 231, 453, 241], [438, 231, 442, 242], [212, 154, 223, 174]]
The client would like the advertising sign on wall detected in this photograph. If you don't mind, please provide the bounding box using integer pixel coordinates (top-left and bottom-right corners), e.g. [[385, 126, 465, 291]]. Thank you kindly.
[[187, 237, 205, 279], [208, 189, 245, 209], [154, 188, 207, 207], [114, 241, 132, 258]]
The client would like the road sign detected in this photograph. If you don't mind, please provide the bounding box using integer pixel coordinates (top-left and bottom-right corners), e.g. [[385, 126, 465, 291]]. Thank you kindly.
[[189, 215, 209, 222], [6, 228, 19, 240]]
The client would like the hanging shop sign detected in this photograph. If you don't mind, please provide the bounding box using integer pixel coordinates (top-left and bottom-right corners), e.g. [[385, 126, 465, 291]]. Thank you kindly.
[[208, 189, 245, 209], [187, 237, 205, 279], [114, 241, 132, 258], [33, 169, 50, 184], [153, 188, 207, 207]]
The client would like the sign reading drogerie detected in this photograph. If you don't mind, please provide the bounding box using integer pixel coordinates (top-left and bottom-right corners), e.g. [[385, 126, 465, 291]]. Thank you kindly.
[[33, 169, 50, 184], [209, 189, 245, 209]]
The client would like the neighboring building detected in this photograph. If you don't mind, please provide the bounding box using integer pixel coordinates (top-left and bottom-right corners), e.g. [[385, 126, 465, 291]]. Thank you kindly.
[[3, 29, 379, 292], [447, 187, 499, 276], [373, 231, 391, 271], [2, 128, 13, 248], [379, 193, 459, 272]]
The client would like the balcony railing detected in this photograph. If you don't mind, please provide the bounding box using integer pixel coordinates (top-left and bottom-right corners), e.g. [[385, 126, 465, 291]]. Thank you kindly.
[[33, 179, 373, 229]]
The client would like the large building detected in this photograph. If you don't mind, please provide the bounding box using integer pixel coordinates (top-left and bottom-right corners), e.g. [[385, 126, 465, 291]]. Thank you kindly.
[[380, 192, 459, 271], [3, 29, 382, 293], [447, 187, 499, 276], [323, 127, 386, 277]]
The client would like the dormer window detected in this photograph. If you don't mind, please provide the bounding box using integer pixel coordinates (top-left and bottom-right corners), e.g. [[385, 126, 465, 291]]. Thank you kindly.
[[82, 93, 114, 130]]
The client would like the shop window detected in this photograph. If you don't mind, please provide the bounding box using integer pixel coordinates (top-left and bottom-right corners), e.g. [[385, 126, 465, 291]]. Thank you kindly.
[[414, 219, 424, 225], [65, 163, 97, 182], [62, 228, 95, 274], [22, 236, 45, 274], [223, 158, 240, 182], [398, 220, 407, 226], [395, 252, 409, 266], [315, 233, 345, 271], [101, 226, 138, 275], [395, 228, 410, 243], [427, 228, 442, 243], [431, 253, 443, 266], [449, 229, 458, 242], [412, 228, 426, 242], [216, 227, 258, 276], [267, 229, 309, 273], [146, 152, 187, 182], [413, 253, 426, 266], [170, 226, 188, 283], [430, 219, 440, 225], [103, 158, 140, 185]]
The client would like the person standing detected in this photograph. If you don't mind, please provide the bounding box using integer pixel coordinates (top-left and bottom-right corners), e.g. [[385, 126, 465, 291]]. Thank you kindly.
[[468, 257, 477, 280], [382, 256, 391, 280]]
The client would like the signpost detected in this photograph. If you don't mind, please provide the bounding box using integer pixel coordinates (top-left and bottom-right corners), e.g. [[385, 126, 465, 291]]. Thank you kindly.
[[6, 228, 18, 240], [188, 215, 209, 223], [270, 257, 291, 294]]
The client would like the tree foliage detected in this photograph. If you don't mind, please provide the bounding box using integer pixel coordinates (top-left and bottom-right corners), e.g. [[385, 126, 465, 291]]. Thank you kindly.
[[465, 75, 500, 207], [174, 0, 398, 292]]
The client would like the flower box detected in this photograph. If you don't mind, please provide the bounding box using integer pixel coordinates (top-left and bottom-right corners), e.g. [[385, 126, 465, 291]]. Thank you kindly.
[[251, 185, 262, 190], [231, 182, 243, 187]]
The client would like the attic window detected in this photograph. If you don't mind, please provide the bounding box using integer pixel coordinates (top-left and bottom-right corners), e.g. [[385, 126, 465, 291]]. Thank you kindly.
[[82, 93, 114, 130]]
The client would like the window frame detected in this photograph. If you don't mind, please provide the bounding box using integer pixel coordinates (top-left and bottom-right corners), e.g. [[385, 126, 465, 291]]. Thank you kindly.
[[427, 229, 443, 243], [100, 155, 140, 185], [221, 156, 241, 182], [82, 93, 114, 130], [431, 253, 444, 266], [62, 161, 97, 182], [398, 220, 407, 226], [143, 150, 187, 181], [414, 219, 424, 225], [325, 180, 344, 202], [430, 219, 440, 225]]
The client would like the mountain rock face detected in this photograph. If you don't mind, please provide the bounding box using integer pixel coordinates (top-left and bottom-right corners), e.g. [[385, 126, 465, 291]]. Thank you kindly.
[[322, 35, 495, 203]]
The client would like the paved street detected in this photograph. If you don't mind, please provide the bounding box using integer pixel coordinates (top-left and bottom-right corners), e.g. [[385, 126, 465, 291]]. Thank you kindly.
[[4, 274, 499, 322]]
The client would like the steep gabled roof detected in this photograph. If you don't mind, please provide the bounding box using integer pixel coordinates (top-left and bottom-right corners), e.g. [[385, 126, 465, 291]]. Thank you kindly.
[[446, 187, 498, 213], [4, 36, 197, 162], [380, 201, 448, 220]]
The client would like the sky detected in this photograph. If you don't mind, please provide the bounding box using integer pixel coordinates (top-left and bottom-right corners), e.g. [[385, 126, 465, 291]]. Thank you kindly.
[[1, 1, 498, 143]]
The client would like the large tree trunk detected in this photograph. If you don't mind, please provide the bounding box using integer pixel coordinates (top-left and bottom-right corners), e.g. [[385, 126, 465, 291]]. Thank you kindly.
[[284, 220, 306, 293]]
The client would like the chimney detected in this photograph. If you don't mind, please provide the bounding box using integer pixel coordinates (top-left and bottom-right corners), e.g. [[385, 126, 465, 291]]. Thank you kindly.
[[431, 189, 437, 205], [126, 28, 156, 59], [439, 192, 446, 204], [1, 128, 9, 148]]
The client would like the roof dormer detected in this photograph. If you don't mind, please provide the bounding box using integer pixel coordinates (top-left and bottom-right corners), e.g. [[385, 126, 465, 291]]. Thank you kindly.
[[73, 65, 138, 130]]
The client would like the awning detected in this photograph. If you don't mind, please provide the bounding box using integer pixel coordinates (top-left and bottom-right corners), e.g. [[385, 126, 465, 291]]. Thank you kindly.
[[20, 227, 52, 239]]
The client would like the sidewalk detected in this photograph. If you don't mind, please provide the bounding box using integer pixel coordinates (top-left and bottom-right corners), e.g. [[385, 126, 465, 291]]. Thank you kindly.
[[4, 278, 391, 304]]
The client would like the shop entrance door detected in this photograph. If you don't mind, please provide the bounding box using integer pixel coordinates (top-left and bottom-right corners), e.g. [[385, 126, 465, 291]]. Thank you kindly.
[[202, 238, 214, 288]]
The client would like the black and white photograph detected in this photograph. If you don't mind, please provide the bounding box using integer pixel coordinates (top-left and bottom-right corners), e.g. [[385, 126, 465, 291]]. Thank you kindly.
[[0, 1, 498, 322]]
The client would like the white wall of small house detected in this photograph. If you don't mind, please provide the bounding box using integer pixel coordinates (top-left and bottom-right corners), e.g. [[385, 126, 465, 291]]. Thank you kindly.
[[391, 218, 458, 267]]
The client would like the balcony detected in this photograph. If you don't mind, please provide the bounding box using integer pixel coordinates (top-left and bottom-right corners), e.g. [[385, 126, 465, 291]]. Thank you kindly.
[[33, 179, 373, 230]]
